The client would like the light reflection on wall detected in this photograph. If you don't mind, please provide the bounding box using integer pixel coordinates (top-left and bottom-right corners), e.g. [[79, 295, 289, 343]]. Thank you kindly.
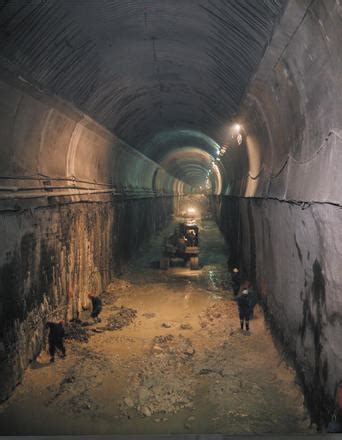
[[244, 133, 262, 197], [212, 163, 222, 195]]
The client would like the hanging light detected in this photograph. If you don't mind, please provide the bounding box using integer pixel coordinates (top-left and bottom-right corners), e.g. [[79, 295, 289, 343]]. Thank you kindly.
[[234, 123, 241, 133]]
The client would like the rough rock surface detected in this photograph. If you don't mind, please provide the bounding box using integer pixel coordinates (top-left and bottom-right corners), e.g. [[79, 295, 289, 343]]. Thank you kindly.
[[0, 195, 172, 402]]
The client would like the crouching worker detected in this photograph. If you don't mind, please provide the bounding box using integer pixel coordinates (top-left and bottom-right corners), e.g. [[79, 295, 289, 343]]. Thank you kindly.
[[88, 294, 102, 323], [45, 320, 66, 363], [237, 289, 251, 333]]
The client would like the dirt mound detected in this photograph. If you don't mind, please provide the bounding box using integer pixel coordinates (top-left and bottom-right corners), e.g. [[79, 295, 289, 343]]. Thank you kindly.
[[100, 290, 118, 306], [106, 306, 137, 330], [65, 321, 90, 343]]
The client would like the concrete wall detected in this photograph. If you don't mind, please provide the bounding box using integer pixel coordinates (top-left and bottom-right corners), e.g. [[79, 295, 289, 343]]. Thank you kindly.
[[0, 72, 186, 401], [217, 0, 342, 426], [0, 71, 183, 196], [217, 196, 342, 425]]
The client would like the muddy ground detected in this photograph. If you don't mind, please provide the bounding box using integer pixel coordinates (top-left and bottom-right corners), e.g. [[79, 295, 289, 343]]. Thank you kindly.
[[0, 220, 313, 435]]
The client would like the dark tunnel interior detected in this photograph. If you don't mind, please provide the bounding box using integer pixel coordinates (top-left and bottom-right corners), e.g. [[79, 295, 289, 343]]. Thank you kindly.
[[0, 0, 342, 435]]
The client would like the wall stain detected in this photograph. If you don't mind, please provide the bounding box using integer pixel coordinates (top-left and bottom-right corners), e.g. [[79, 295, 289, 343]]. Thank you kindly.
[[294, 235, 303, 263]]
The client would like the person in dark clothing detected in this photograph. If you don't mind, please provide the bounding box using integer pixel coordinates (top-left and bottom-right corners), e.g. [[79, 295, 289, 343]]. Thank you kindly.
[[327, 410, 342, 433], [185, 232, 194, 246], [328, 384, 342, 432], [45, 321, 66, 363], [237, 289, 251, 332], [231, 267, 241, 295], [88, 294, 102, 322]]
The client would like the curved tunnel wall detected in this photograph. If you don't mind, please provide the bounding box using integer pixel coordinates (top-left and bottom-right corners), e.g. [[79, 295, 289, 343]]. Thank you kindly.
[[0, 0, 340, 427], [0, 71, 189, 401], [216, 0, 342, 426], [0, 73, 185, 195]]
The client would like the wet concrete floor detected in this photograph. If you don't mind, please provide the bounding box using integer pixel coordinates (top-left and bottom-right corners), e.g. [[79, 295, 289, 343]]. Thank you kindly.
[[0, 219, 313, 435]]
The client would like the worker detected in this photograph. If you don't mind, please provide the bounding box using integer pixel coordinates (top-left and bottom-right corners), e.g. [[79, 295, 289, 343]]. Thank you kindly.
[[188, 230, 196, 246], [328, 384, 342, 432], [192, 230, 198, 246], [45, 320, 66, 363], [328, 408, 342, 433], [231, 267, 241, 295], [185, 232, 192, 246], [88, 294, 102, 322], [237, 288, 251, 332]]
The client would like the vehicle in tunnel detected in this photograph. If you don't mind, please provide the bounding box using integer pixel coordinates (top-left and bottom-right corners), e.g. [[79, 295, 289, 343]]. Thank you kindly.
[[160, 222, 200, 270]]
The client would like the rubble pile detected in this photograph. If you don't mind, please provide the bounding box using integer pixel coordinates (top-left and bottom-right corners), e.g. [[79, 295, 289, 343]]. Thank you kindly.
[[65, 321, 91, 342], [106, 306, 137, 330], [106, 278, 132, 292], [100, 290, 118, 306], [122, 334, 196, 417]]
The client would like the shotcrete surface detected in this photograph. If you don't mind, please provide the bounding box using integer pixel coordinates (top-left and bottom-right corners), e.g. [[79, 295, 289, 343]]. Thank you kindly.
[[0, 220, 313, 435]]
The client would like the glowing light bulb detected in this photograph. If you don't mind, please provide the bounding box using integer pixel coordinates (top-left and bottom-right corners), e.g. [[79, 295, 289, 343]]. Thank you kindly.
[[234, 123, 241, 133]]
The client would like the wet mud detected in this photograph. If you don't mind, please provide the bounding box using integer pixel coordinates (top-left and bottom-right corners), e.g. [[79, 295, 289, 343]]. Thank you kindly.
[[0, 220, 313, 435]]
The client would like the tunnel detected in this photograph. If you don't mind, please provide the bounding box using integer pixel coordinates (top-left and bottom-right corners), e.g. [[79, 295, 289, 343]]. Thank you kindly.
[[0, 0, 341, 435]]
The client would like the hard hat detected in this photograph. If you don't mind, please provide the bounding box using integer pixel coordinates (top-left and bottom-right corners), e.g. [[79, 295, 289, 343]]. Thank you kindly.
[[242, 289, 248, 295], [233, 268, 239, 273]]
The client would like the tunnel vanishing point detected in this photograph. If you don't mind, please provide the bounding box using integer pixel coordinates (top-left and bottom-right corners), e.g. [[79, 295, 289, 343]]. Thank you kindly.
[[0, 0, 341, 431]]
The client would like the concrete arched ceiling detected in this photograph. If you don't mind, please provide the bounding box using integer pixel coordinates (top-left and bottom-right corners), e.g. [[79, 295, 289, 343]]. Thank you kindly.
[[160, 147, 214, 186], [0, 0, 285, 164]]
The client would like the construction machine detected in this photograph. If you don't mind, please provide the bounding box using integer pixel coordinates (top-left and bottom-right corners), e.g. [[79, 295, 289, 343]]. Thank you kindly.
[[160, 222, 200, 270]]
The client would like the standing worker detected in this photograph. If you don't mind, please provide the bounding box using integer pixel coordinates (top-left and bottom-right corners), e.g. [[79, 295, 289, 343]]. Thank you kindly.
[[45, 320, 66, 363], [231, 267, 241, 295], [88, 294, 102, 323], [237, 288, 251, 333]]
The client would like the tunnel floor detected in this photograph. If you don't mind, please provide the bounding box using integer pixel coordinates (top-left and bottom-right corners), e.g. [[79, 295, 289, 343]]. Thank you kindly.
[[0, 220, 313, 435]]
